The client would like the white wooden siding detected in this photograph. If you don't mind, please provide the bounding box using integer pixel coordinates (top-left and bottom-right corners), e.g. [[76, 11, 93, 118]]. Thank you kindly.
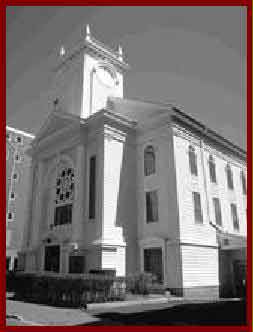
[[181, 245, 219, 287], [173, 134, 217, 246]]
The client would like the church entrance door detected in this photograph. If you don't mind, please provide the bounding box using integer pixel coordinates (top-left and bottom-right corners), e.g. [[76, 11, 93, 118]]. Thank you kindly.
[[144, 248, 163, 283]]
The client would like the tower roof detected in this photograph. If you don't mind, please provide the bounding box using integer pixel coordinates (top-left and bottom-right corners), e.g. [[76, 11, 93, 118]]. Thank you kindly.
[[54, 25, 130, 72]]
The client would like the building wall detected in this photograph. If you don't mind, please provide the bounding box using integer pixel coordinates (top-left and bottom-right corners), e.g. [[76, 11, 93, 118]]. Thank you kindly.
[[172, 124, 246, 296], [137, 126, 180, 243], [52, 51, 123, 119], [137, 126, 182, 288], [52, 52, 84, 118], [6, 128, 34, 270], [23, 117, 138, 277], [173, 130, 217, 247], [101, 122, 137, 275], [203, 144, 247, 237]]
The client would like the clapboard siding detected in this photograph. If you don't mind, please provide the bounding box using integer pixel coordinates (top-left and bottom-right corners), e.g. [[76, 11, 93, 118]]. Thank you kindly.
[[173, 134, 217, 246], [181, 245, 219, 287], [203, 145, 247, 236], [173, 132, 246, 247]]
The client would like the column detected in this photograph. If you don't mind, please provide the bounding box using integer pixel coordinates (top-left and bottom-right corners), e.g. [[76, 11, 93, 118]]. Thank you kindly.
[[31, 161, 45, 248], [72, 145, 86, 244]]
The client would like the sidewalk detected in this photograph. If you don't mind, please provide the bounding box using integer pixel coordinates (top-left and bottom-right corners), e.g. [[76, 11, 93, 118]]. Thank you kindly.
[[7, 299, 100, 326], [6, 294, 243, 326], [6, 294, 171, 326]]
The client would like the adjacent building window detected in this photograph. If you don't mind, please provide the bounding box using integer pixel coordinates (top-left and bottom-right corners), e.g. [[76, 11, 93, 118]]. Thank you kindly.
[[241, 171, 246, 195], [10, 192, 15, 200], [192, 191, 203, 223], [12, 173, 18, 181], [7, 212, 13, 221], [15, 154, 20, 162], [188, 145, 198, 176], [144, 145, 156, 176], [89, 156, 96, 219], [209, 155, 217, 183], [54, 167, 74, 226], [16, 136, 22, 144], [146, 190, 159, 223], [231, 203, 239, 230], [226, 164, 234, 190], [213, 197, 222, 226]]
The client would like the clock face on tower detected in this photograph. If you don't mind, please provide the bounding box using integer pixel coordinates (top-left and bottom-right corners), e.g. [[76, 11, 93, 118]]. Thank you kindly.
[[95, 65, 117, 88], [90, 62, 119, 115]]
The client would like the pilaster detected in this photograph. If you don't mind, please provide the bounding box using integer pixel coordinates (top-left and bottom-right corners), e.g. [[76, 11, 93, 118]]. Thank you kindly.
[[72, 145, 86, 244]]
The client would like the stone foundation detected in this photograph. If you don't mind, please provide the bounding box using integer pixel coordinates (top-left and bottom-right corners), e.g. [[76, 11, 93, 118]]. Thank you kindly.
[[183, 286, 219, 299], [169, 286, 219, 299]]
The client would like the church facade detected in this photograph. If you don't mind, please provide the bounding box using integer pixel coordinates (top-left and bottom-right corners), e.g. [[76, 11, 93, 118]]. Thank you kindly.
[[19, 27, 247, 298]]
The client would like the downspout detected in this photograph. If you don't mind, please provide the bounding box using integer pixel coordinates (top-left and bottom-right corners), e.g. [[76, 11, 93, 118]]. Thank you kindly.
[[164, 237, 169, 288]]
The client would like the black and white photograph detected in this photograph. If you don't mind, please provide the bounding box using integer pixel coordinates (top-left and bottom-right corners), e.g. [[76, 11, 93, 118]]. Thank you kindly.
[[6, 6, 248, 326]]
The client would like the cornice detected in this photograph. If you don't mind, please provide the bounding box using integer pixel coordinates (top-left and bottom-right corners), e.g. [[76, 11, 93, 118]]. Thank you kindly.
[[172, 123, 246, 166], [53, 36, 130, 74], [6, 126, 35, 139], [172, 107, 246, 161]]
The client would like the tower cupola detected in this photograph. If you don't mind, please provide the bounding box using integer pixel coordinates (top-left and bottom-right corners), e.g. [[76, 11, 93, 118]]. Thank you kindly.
[[52, 25, 130, 118]]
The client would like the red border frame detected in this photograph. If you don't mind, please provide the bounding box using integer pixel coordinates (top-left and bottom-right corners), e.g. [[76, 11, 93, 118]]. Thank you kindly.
[[1, 2, 252, 332]]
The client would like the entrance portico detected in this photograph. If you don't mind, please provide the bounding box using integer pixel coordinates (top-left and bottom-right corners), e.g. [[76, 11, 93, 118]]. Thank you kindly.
[[218, 232, 246, 297]]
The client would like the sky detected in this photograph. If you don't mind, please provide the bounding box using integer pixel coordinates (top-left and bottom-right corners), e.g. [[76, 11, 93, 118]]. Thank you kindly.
[[6, 6, 246, 149]]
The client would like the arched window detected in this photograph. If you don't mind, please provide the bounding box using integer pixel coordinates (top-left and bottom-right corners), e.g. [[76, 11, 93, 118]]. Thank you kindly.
[[226, 164, 234, 190], [144, 145, 156, 176], [54, 166, 75, 226], [188, 145, 198, 176], [209, 155, 217, 183]]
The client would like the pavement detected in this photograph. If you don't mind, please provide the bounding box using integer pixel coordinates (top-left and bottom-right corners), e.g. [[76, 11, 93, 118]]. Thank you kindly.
[[7, 300, 101, 326], [6, 293, 170, 326], [6, 293, 246, 326]]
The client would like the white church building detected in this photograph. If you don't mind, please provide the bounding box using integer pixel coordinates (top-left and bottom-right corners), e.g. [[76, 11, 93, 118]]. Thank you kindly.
[[20, 26, 247, 298]]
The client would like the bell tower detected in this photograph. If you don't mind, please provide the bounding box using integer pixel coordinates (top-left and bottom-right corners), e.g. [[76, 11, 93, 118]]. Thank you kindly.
[[52, 25, 130, 118]]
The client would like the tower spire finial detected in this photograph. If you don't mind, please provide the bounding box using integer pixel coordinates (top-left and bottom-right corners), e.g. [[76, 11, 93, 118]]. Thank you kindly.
[[118, 45, 123, 61], [86, 24, 91, 40], [59, 45, 66, 57]]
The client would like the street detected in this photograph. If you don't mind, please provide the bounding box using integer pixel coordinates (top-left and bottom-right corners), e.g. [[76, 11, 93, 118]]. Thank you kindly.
[[7, 298, 246, 326]]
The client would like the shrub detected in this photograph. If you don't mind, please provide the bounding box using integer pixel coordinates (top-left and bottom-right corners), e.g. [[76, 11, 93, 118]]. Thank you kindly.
[[126, 272, 153, 295], [7, 272, 126, 307]]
